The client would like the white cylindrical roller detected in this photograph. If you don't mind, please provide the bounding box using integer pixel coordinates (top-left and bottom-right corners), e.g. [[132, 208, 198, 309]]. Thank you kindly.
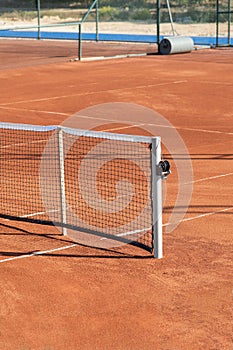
[[159, 36, 194, 55]]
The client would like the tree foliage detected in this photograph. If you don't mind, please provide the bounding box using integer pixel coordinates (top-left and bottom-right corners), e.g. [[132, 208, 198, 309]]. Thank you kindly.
[[0, 0, 218, 7]]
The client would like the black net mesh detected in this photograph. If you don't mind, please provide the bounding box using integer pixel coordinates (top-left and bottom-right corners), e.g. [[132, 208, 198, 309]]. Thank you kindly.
[[0, 124, 155, 252]]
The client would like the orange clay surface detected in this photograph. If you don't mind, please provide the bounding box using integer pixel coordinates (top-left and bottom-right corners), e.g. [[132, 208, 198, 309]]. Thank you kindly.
[[0, 40, 232, 350]]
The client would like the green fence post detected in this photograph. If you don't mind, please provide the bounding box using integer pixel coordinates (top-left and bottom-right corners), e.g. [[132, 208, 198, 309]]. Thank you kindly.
[[157, 0, 161, 51], [96, 0, 99, 42], [37, 0, 41, 40], [216, 0, 219, 46], [227, 0, 231, 45], [79, 24, 82, 61]]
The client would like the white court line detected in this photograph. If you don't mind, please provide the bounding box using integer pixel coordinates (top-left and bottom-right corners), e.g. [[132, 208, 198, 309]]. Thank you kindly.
[[163, 206, 233, 227], [196, 80, 233, 86], [146, 122, 233, 136], [100, 124, 144, 133], [20, 209, 59, 218], [82, 53, 148, 61], [0, 80, 187, 107], [0, 139, 47, 150], [184, 172, 233, 185], [0, 244, 77, 264], [0, 105, 232, 136], [0, 105, 70, 117], [100, 226, 151, 240], [176, 126, 233, 136]]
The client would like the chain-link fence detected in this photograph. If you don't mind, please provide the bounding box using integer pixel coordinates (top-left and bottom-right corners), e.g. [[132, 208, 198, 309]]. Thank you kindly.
[[0, 1, 232, 54], [216, 0, 233, 45]]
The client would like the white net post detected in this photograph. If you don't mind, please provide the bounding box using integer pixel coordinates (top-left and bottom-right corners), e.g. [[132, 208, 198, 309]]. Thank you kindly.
[[58, 127, 67, 236], [151, 137, 163, 259]]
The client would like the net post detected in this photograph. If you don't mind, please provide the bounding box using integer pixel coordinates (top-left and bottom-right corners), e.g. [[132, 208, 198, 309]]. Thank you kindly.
[[151, 137, 163, 259], [58, 127, 67, 236]]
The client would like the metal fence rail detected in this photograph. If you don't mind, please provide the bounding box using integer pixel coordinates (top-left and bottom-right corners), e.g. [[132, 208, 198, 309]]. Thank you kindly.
[[0, 0, 99, 60]]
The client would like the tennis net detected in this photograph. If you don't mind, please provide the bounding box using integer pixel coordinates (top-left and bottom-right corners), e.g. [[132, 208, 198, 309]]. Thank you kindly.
[[0, 122, 163, 257]]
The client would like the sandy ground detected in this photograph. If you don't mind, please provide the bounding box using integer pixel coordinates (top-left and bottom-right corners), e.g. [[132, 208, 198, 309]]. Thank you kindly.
[[0, 18, 232, 37]]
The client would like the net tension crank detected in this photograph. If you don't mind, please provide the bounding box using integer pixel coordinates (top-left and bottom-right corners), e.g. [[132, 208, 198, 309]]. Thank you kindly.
[[157, 160, 171, 180]]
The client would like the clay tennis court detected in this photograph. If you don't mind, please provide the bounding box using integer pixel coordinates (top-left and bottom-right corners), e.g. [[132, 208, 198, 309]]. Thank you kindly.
[[0, 39, 232, 349]]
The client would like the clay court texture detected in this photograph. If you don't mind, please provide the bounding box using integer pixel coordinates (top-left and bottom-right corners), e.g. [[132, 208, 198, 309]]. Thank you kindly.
[[0, 37, 232, 350]]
